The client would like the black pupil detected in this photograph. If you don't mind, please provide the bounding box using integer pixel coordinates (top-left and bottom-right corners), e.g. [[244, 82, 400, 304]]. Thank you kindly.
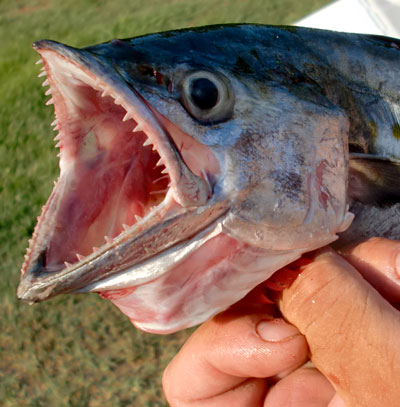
[[190, 78, 219, 110]]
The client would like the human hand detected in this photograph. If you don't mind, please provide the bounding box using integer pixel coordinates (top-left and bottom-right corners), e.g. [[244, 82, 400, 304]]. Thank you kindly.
[[163, 300, 329, 406], [279, 238, 400, 406], [163, 238, 400, 406]]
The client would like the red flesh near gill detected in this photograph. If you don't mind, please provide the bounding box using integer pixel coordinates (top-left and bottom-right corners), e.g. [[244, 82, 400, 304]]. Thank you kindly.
[[240, 252, 316, 305]]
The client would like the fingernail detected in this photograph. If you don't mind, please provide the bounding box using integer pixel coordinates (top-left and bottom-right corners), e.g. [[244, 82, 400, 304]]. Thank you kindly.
[[256, 319, 300, 342]]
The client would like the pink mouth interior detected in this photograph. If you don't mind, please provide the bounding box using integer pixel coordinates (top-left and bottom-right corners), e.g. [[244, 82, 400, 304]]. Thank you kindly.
[[40, 73, 171, 272]]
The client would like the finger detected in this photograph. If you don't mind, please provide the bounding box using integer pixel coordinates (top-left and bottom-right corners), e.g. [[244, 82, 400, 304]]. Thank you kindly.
[[279, 249, 400, 407], [340, 237, 400, 305], [163, 308, 308, 407], [264, 366, 335, 407]]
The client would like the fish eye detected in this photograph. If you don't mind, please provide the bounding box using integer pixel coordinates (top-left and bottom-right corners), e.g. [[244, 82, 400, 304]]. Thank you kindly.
[[181, 71, 234, 123], [190, 78, 218, 110]]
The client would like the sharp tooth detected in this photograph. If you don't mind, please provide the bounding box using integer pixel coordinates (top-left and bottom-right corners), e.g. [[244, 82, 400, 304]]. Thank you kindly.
[[42, 79, 49, 87], [150, 189, 168, 195], [114, 97, 122, 105], [36, 59, 43, 65], [101, 89, 109, 97], [45, 88, 52, 96], [104, 236, 113, 244], [51, 119, 58, 127], [92, 247, 100, 253], [143, 138, 152, 147], [122, 112, 131, 122], [38, 70, 47, 78], [201, 169, 212, 190], [134, 215, 142, 222], [122, 224, 130, 231], [161, 167, 169, 174], [46, 98, 54, 105], [153, 174, 169, 184], [76, 254, 86, 261], [64, 261, 73, 269], [55, 141, 61, 148], [54, 133, 61, 141], [156, 158, 164, 167], [133, 123, 143, 132]]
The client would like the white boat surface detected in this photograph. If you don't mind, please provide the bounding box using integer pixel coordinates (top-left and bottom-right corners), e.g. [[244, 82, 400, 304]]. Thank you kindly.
[[296, 0, 400, 38]]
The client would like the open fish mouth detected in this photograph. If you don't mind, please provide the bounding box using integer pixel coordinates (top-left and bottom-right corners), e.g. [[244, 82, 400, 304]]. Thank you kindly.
[[17, 40, 224, 303], [18, 24, 400, 332], [17, 25, 371, 332]]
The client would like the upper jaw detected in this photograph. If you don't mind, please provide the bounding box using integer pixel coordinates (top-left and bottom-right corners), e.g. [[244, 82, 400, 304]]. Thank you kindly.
[[31, 40, 211, 205], [18, 40, 222, 303]]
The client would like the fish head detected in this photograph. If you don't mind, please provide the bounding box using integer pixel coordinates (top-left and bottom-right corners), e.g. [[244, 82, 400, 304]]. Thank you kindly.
[[18, 25, 353, 333]]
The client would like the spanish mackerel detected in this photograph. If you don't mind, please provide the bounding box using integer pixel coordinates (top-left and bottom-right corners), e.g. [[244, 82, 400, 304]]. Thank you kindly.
[[18, 25, 400, 333]]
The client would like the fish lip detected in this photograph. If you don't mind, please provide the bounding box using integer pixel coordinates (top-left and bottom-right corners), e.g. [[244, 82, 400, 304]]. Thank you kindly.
[[18, 40, 221, 303]]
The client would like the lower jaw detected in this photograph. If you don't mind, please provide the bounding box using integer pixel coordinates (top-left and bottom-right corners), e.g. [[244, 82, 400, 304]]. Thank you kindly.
[[105, 231, 304, 334]]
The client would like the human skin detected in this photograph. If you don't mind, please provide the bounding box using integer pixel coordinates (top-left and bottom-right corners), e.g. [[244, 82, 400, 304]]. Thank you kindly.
[[162, 238, 400, 406]]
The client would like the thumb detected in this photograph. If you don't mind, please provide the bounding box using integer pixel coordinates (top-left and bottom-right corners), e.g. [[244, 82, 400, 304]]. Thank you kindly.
[[279, 246, 400, 407]]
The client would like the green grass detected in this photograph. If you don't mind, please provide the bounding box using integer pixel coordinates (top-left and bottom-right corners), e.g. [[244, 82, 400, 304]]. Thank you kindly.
[[1, 0, 330, 405]]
